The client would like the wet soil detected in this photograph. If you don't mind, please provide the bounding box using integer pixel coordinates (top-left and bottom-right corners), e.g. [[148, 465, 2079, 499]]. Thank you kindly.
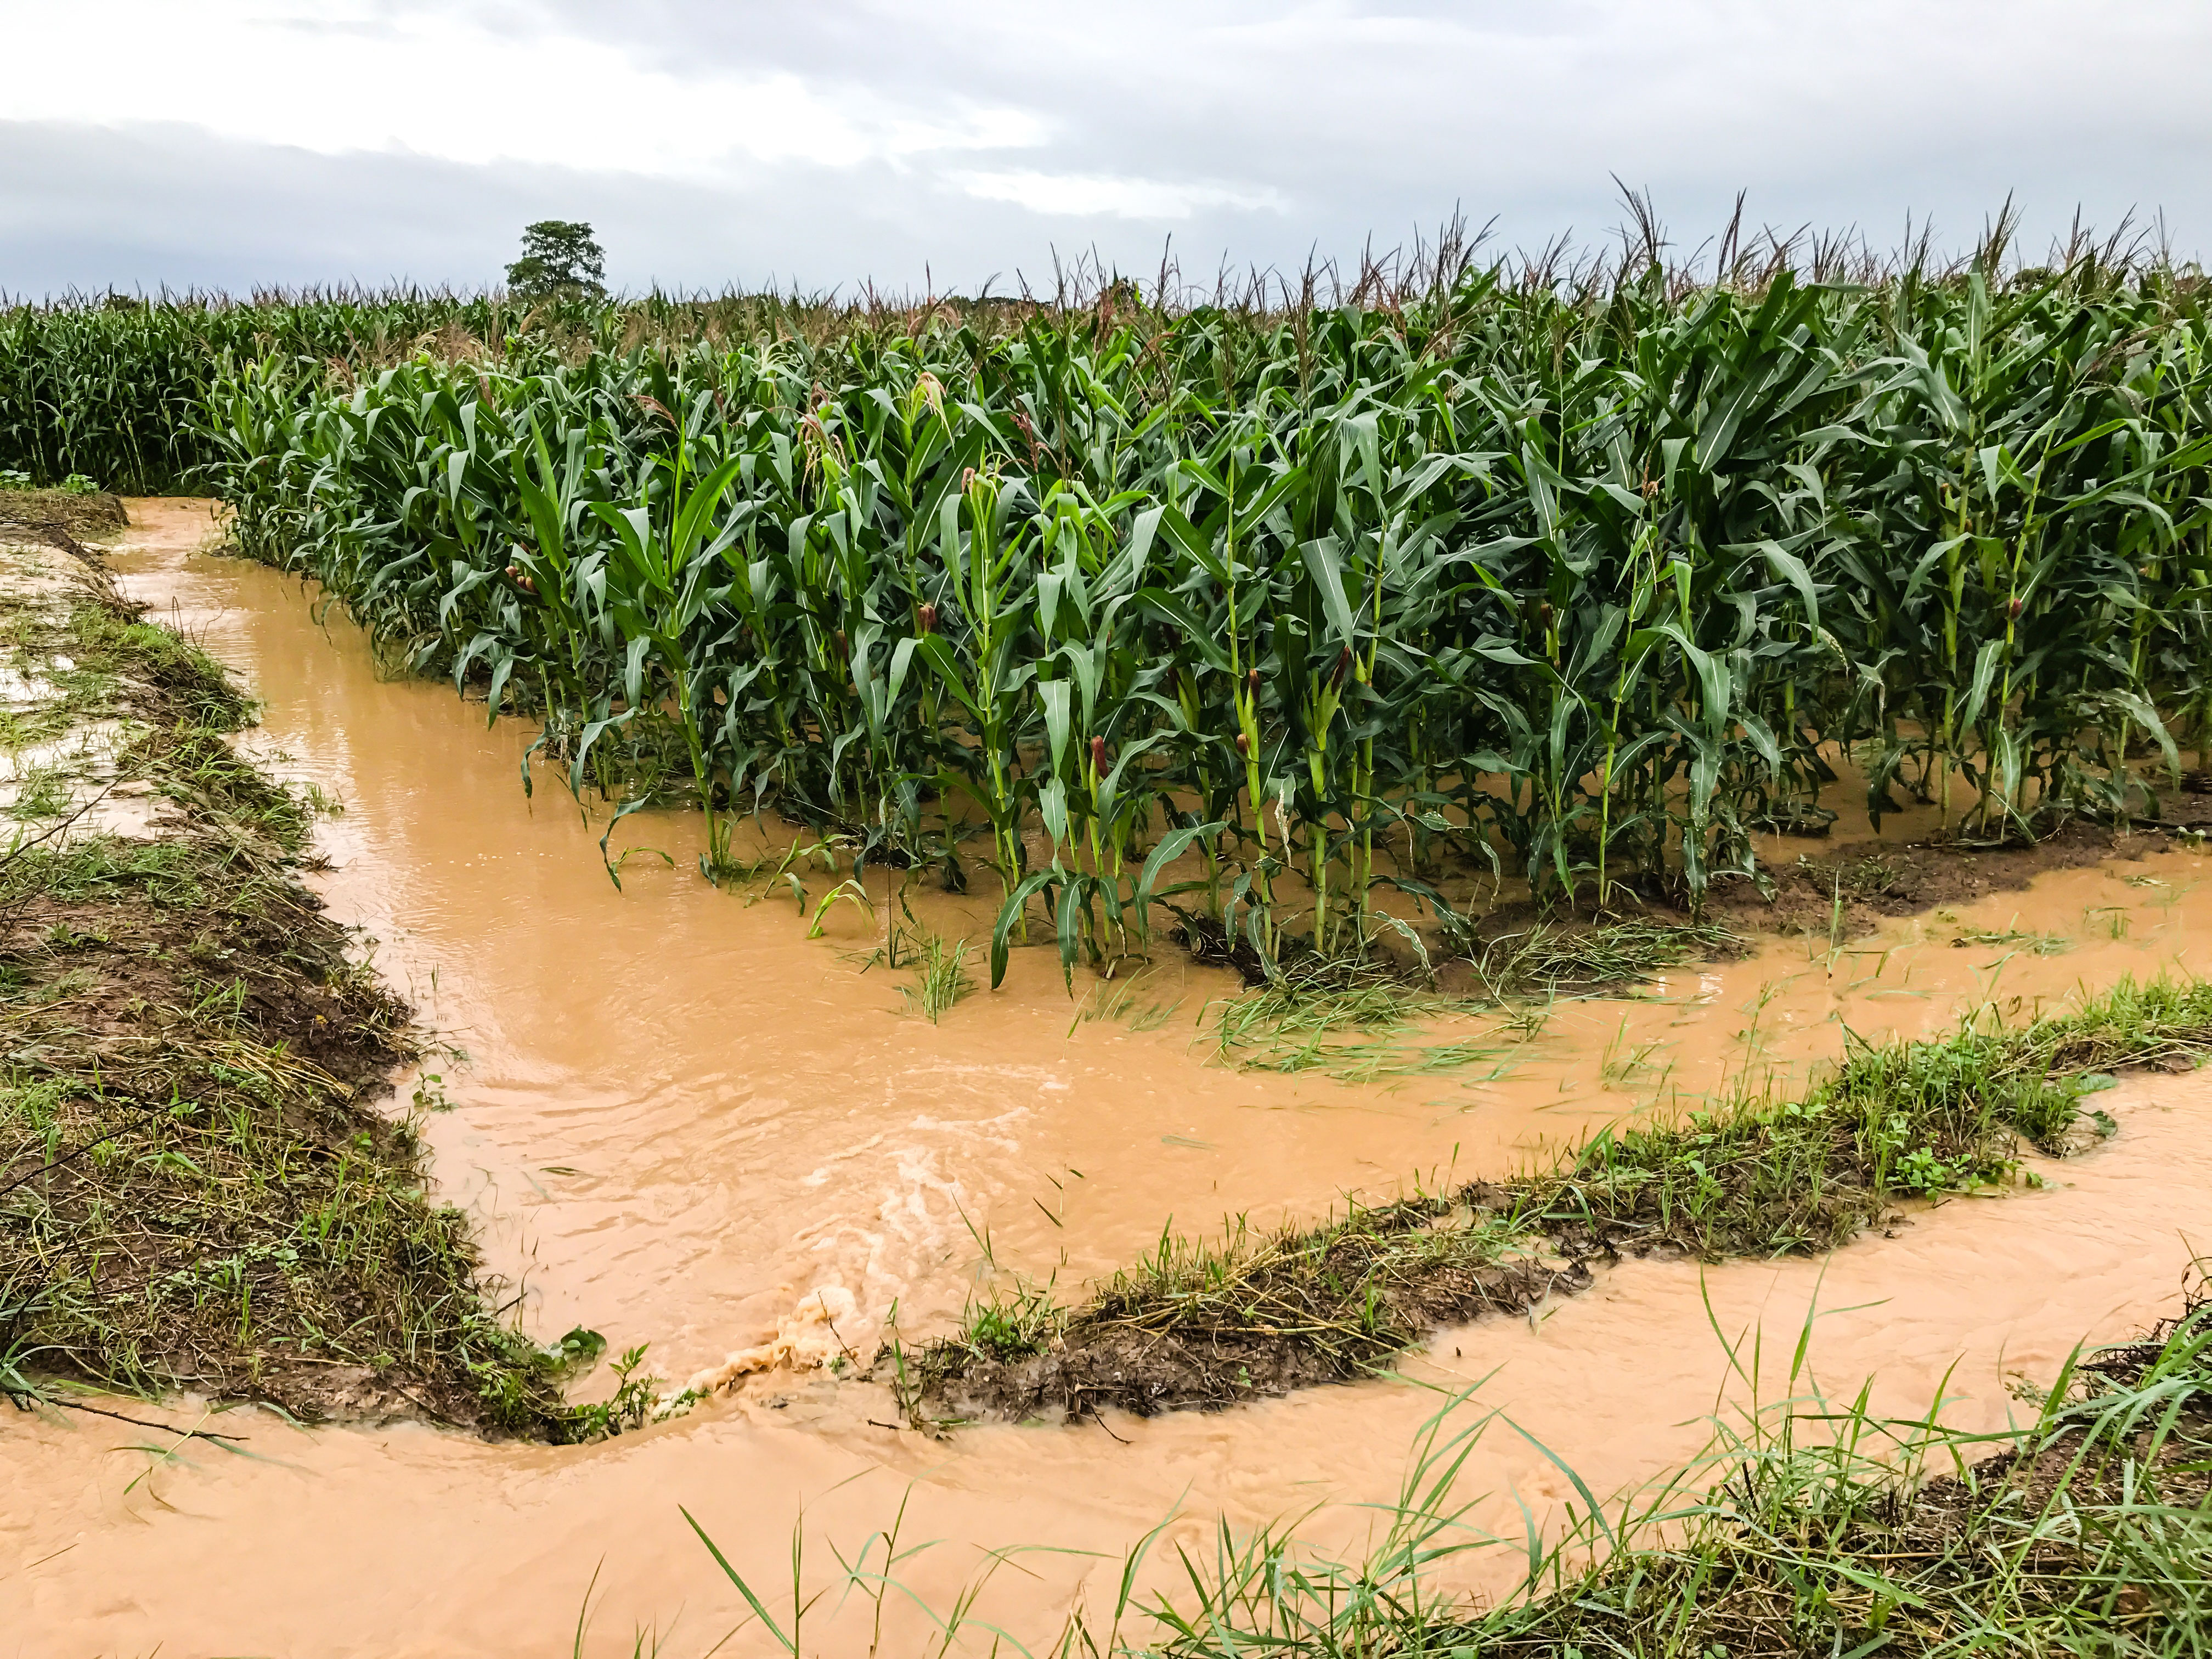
[[1713, 815, 2205, 938], [905, 1207, 1589, 1424], [0, 527, 562, 1431], [1414, 819, 2197, 997]]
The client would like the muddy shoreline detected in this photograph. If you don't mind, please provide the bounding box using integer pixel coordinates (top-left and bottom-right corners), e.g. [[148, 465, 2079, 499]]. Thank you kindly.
[[0, 503, 572, 1432], [893, 976, 2212, 1426]]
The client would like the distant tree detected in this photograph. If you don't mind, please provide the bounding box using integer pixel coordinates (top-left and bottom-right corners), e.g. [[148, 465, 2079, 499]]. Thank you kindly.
[[505, 221, 606, 300]]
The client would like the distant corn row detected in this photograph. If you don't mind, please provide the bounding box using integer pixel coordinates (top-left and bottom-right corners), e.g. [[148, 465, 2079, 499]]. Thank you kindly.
[[8, 253, 2212, 983], [0, 285, 969, 493]]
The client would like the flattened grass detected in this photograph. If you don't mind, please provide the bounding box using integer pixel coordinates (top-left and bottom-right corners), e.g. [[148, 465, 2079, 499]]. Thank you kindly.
[[1466, 916, 1749, 998], [1199, 920, 1744, 1083], [1203, 953, 1506, 1080]]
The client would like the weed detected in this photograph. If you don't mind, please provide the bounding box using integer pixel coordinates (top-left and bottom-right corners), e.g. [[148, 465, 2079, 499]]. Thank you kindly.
[[1071, 972, 1184, 1034], [900, 932, 974, 1025], [2088, 904, 2134, 940], [1596, 1015, 1666, 1086], [4, 766, 69, 821]]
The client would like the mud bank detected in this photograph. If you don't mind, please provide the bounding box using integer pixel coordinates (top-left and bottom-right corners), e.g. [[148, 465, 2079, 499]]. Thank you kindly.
[[898, 975, 2212, 1424], [0, 510, 565, 1431]]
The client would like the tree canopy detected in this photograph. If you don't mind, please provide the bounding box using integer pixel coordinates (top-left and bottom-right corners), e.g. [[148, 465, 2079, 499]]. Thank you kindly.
[[505, 221, 606, 300]]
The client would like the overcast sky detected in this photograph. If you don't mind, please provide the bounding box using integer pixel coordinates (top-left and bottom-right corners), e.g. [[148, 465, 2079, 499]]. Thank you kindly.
[[3, 0, 2206, 298]]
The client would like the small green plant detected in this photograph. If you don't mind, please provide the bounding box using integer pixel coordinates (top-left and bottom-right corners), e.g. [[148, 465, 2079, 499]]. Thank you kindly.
[[1888, 1141, 1955, 1192], [5, 766, 70, 822], [1597, 1015, 1665, 1086], [0, 470, 100, 493], [901, 930, 975, 1024], [860, 895, 976, 1024], [1072, 972, 1183, 1034], [557, 1342, 658, 1441], [959, 1282, 1060, 1363], [1838, 853, 1905, 895]]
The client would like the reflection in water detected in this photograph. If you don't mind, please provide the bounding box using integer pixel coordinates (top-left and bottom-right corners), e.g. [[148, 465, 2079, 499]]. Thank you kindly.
[[4, 499, 2209, 1657]]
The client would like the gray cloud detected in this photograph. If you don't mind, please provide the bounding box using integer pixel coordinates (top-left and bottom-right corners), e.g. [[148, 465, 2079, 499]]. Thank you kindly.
[[3, 0, 2206, 298]]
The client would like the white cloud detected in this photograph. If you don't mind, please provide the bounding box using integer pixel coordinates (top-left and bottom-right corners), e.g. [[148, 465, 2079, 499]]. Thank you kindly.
[[2, 1, 1046, 179], [953, 171, 1288, 219], [2, 0, 2209, 294]]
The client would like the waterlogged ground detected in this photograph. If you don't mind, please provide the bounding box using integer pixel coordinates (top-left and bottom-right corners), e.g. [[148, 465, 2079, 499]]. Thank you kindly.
[[7, 499, 2212, 1655]]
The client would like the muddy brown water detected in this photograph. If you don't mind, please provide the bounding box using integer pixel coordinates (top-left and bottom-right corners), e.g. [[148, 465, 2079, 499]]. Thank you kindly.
[[7, 498, 2212, 1656]]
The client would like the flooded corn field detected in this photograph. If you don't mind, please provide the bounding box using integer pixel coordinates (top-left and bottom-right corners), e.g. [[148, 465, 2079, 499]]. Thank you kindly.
[[2, 499, 2208, 1655]]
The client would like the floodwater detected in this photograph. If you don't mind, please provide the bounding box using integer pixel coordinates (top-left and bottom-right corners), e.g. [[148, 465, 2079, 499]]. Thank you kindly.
[[5, 498, 2211, 1656]]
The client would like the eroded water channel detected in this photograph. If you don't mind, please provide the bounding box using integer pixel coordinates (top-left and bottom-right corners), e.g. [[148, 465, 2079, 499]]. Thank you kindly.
[[7, 499, 2212, 1656]]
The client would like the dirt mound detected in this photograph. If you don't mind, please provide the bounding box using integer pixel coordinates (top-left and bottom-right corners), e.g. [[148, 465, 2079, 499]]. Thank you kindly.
[[0, 488, 131, 540], [921, 1255, 1590, 1424], [0, 526, 578, 1436]]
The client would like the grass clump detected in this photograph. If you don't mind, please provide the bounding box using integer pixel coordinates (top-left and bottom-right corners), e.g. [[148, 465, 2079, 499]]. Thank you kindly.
[[1465, 916, 1748, 998], [900, 931, 975, 1025], [893, 974, 2208, 1427], [858, 897, 978, 1025], [886, 1200, 1577, 1425], [1153, 1289, 2212, 1657], [1203, 953, 1505, 1080], [1539, 996, 2151, 1259]]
